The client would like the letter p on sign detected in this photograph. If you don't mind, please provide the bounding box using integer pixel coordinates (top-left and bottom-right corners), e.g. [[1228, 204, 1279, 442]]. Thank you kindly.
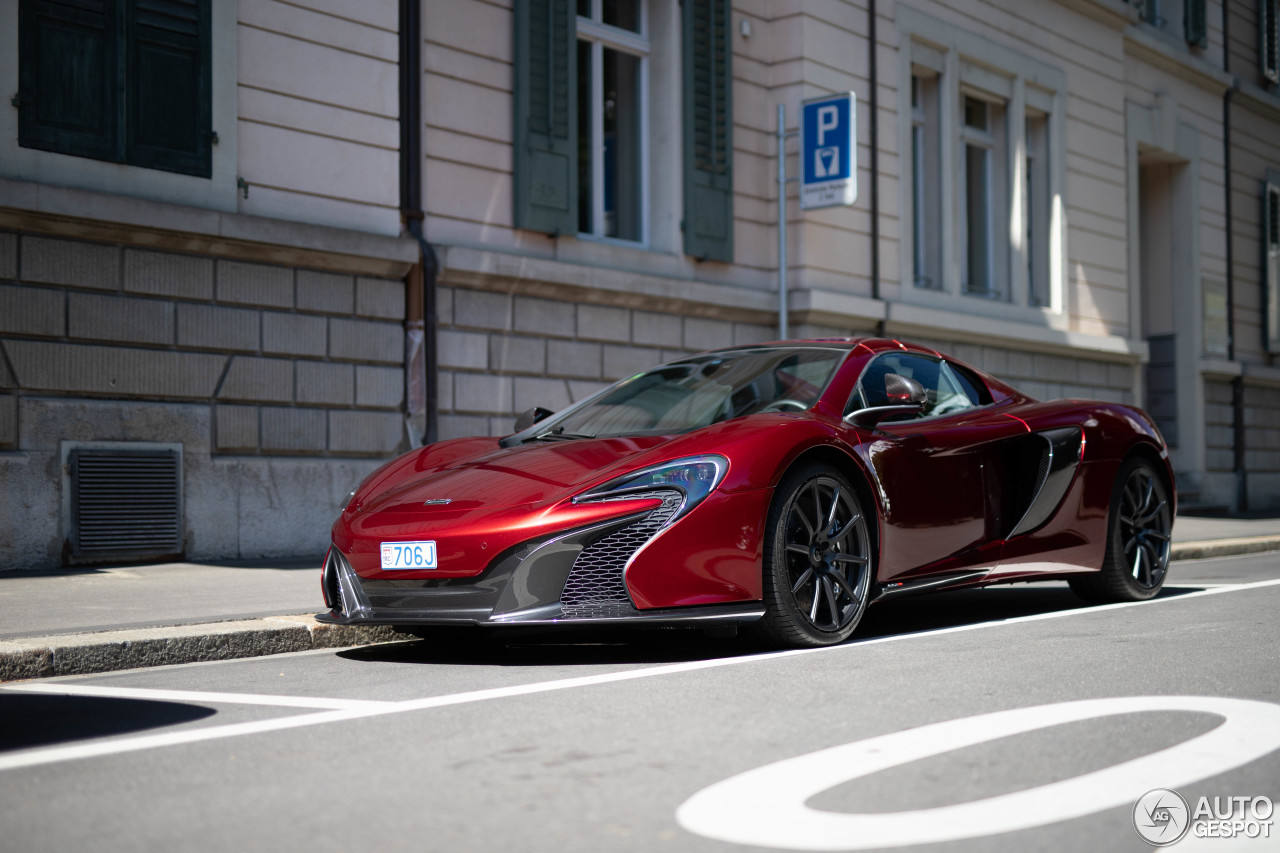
[[817, 105, 839, 146]]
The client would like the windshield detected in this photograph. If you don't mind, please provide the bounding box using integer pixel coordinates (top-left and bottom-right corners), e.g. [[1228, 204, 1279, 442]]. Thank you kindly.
[[517, 347, 848, 440]]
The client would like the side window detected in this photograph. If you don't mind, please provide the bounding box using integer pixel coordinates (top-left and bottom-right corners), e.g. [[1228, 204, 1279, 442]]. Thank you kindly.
[[943, 361, 990, 406], [850, 353, 978, 419]]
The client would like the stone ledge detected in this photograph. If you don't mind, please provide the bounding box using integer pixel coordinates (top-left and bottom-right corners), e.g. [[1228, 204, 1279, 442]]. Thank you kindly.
[[0, 615, 401, 682], [438, 245, 779, 325], [886, 301, 1149, 362], [1169, 535, 1280, 562], [0, 179, 418, 279]]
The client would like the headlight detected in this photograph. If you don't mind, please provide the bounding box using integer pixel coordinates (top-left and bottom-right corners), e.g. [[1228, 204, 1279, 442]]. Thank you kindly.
[[575, 455, 728, 522]]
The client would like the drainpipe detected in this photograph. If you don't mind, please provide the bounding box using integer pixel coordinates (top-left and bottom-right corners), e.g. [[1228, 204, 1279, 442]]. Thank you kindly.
[[869, 0, 881, 310], [1223, 2, 1245, 510], [400, 0, 439, 445]]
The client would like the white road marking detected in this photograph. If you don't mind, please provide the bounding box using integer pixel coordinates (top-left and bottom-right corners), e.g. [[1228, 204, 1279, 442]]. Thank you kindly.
[[2, 683, 395, 711], [0, 577, 1277, 773], [676, 695, 1280, 850]]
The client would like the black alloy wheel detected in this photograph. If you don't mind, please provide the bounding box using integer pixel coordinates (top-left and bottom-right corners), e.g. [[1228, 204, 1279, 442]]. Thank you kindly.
[[1070, 456, 1172, 603], [758, 464, 872, 647]]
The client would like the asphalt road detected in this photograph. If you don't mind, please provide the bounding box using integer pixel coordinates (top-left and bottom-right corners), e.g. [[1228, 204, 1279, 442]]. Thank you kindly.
[[2, 554, 1278, 853]]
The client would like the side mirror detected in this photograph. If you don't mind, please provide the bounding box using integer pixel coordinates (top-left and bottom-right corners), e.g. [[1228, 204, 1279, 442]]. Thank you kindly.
[[514, 406, 554, 433], [844, 373, 926, 429]]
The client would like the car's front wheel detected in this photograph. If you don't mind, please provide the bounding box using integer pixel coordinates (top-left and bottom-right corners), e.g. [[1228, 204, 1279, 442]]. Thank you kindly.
[[757, 464, 872, 647], [1069, 455, 1172, 603]]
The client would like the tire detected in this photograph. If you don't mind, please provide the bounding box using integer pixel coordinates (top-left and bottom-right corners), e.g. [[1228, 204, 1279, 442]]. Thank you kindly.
[[1069, 456, 1172, 603], [756, 463, 873, 647]]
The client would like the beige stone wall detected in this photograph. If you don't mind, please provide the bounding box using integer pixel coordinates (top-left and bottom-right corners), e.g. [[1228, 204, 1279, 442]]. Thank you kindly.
[[435, 283, 776, 440], [1205, 378, 1235, 472], [1229, 100, 1278, 365], [1244, 383, 1280, 472], [0, 232, 407, 457], [236, 0, 402, 236], [1225, 0, 1261, 85], [0, 230, 408, 569]]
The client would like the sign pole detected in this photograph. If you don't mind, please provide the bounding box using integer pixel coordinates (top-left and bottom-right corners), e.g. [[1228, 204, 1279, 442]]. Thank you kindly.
[[777, 103, 789, 340]]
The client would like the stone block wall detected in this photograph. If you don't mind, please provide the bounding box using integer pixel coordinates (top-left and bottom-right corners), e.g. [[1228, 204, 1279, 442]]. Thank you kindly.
[[434, 281, 1138, 442], [0, 231, 408, 569], [1205, 379, 1235, 474], [1244, 384, 1280, 473], [1244, 383, 1280, 511], [435, 284, 774, 440]]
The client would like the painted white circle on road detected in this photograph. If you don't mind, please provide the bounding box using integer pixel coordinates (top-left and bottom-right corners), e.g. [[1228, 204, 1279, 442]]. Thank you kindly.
[[677, 696, 1280, 850]]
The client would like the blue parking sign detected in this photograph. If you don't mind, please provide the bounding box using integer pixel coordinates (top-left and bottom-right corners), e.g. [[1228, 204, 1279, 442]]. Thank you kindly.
[[800, 92, 857, 210]]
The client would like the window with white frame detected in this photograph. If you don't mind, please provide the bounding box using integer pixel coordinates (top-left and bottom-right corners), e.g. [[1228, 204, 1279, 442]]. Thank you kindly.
[[895, 7, 1067, 318], [576, 0, 648, 243], [911, 72, 942, 290], [1026, 109, 1050, 306], [960, 94, 1008, 299]]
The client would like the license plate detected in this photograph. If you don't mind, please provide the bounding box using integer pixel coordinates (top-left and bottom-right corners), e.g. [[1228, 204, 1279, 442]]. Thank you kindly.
[[380, 541, 437, 570]]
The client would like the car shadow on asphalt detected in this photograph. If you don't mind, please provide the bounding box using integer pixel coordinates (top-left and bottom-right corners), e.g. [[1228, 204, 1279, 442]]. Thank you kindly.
[[336, 584, 1208, 668], [0, 694, 216, 752], [855, 583, 1206, 640]]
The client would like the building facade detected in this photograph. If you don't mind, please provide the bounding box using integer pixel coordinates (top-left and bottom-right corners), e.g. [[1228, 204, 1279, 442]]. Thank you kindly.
[[423, 0, 1280, 511], [3, 0, 1279, 572], [0, 0, 421, 570]]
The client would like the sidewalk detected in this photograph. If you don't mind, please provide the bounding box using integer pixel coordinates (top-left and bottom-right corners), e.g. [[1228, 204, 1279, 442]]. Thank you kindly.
[[2, 514, 1278, 682]]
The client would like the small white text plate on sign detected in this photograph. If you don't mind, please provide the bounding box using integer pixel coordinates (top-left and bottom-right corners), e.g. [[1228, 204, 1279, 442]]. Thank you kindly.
[[380, 541, 437, 570], [800, 92, 858, 210]]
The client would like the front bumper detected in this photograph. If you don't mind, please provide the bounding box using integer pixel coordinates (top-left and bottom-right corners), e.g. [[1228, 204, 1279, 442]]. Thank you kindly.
[[317, 511, 764, 628]]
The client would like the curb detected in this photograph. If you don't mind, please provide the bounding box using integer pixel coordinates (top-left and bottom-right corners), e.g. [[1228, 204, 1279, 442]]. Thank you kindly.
[[0, 615, 401, 683], [1170, 535, 1280, 562], [3, 537, 1278, 683]]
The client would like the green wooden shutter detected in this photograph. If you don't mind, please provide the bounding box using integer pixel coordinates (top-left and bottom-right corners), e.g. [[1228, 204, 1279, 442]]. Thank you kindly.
[[1265, 0, 1280, 85], [18, 0, 121, 162], [126, 0, 212, 177], [514, 0, 577, 236], [682, 0, 733, 263], [1183, 0, 1207, 47]]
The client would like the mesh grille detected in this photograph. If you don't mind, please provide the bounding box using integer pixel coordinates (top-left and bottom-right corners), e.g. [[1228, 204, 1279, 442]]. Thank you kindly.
[[560, 489, 682, 616], [1033, 445, 1051, 493], [71, 449, 182, 557]]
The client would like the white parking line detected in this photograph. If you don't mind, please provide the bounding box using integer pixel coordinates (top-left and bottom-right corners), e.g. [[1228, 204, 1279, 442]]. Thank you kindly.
[[1, 577, 1278, 773], [3, 683, 396, 711]]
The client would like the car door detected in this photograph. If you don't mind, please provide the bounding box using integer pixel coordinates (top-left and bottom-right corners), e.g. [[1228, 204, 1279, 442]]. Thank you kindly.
[[844, 353, 1024, 584]]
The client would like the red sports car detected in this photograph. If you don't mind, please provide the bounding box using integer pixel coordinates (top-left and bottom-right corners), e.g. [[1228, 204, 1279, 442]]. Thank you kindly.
[[318, 338, 1174, 647]]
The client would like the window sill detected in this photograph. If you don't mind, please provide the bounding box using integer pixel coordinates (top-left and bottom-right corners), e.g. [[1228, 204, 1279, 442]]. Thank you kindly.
[[1242, 362, 1280, 388], [1123, 25, 1232, 94], [438, 243, 778, 324], [1199, 358, 1243, 379], [1052, 0, 1140, 29], [1236, 79, 1280, 123], [885, 299, 1146, 361]]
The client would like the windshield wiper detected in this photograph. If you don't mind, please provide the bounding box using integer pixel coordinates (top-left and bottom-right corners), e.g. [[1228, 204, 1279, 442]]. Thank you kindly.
[[523, 427, 596, 443]]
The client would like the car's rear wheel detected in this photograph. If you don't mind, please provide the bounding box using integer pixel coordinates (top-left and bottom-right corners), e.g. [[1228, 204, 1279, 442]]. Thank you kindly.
[[757, 464, 872, 647], [1069, 456, 1171, 603]]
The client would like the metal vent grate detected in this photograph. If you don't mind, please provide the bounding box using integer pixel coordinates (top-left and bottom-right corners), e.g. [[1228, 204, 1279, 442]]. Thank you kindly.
[[70, 448, 182, 561]]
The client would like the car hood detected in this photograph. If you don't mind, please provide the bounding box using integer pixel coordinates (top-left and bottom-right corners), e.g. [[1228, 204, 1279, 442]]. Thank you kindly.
[[354, 434, 679, 517]]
